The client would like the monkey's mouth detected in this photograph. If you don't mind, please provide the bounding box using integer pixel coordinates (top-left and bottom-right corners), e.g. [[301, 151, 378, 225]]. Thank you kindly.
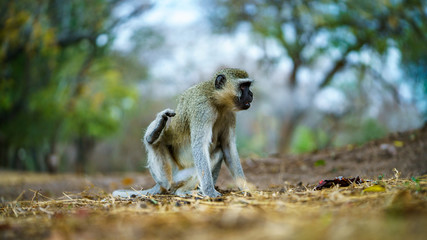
[[241, 102, 251, 110], [236, 97, 252, 110]]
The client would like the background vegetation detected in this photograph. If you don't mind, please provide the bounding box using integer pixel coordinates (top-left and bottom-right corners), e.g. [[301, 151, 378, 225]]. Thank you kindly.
[[1, 0, 426, 173]]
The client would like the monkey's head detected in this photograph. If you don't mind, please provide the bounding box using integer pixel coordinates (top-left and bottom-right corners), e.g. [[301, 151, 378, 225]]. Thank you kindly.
[[213, 68, 254, 111]]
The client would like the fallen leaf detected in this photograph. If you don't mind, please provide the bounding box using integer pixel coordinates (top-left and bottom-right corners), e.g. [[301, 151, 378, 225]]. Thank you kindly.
[[363, 185, 386, 193], [121, 177, 134, 186], [393, 141, 404, 147], [314, 159, 326, 167]]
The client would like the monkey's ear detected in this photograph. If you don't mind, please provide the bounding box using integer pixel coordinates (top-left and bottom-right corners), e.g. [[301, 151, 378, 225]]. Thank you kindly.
[[215, 74, 226, 89]]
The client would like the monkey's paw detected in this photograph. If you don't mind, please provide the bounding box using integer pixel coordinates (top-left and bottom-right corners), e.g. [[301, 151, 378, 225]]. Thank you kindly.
[[204, 189, 222, 198], [160, 108, 176, 119], [236, 178, 256, 192]]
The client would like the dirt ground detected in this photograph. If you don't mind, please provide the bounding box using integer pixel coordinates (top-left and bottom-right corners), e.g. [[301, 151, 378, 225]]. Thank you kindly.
[[1, 125, 426, 239]]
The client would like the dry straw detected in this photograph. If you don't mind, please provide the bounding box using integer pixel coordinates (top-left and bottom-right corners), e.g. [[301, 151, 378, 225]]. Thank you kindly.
[[1, 173, 426, 239]]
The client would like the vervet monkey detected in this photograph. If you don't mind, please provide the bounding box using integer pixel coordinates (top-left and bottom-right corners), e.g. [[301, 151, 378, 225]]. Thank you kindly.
[[113, 68, 254, 198]]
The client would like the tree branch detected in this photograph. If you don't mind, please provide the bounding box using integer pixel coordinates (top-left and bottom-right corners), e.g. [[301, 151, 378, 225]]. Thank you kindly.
[[107, 3, 153, 32], [57, 32, 95, 47], [57, 2, 153, 48], [363, 64, 401, 103], [319, 58, 346, 89], [276, 22, 302, 88], [319, 41, 365, 88]]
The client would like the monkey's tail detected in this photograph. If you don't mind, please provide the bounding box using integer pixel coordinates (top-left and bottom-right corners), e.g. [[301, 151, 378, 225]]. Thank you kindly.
[[112, 184, 161, 198]]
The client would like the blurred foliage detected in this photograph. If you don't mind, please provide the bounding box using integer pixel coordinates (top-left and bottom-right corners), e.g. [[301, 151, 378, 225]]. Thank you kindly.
[[207, 0, 427, 153], [0, 0, 152, 172], [208, 0, 427, 70], [289, 117, 388, 154], [1, 0, 426, 172], [335, 118, 388, 147], [353, 119, 388, 145], [236, 115, 269, 158], [290, 126, 318, 154], [290, 126, 328, 154]]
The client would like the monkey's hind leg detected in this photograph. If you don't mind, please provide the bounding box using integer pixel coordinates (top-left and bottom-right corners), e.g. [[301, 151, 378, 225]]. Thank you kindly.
[[210, 147, 224, 185], [113, 109, 177, 198], [172, 168, 199, 196], [173, 148, 224, 197], [144, 108, 175, 144], [144, 108, 177, 192]]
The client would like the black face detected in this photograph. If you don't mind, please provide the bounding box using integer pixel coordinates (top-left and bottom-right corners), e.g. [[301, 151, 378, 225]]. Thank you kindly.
[[236, 82, 253, 110]]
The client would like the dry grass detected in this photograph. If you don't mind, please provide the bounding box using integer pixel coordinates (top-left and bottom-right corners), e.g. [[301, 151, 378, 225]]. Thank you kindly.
[[1, 174, 426, 240], [2, 125, 426, 239]]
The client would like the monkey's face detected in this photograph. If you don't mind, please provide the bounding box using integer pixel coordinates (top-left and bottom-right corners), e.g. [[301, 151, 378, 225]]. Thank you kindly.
[[236, 81, 253, 110], [214, 69, 254, 111]]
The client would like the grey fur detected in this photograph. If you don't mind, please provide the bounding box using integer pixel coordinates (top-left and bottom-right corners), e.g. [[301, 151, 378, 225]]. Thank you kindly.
[[113, 68, 253, 198]]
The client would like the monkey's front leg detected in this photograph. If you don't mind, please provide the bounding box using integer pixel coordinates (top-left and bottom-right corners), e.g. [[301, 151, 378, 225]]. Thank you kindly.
[[222, 129, 252, 192], [191, 129, 221, 198]]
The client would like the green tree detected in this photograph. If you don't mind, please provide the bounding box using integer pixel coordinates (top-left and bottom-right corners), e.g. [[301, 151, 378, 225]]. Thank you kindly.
[[207, 0, 427, 153], [0, 0, 152, 172]]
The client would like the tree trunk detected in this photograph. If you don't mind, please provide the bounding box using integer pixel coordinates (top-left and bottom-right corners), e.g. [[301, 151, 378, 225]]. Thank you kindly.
[[0, 138, 9, 168], [278, 110, 305, 155], [277, 57, 300, 154], [75, 136, 95, 173], [45, 140, 59, 174], [278, 117, 297, 154], [45, 121, 62, 173]]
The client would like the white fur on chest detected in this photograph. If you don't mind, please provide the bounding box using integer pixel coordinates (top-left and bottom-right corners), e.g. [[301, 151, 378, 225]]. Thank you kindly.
[[177, 144, 194, 168], [177, 139, 220, 169]]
